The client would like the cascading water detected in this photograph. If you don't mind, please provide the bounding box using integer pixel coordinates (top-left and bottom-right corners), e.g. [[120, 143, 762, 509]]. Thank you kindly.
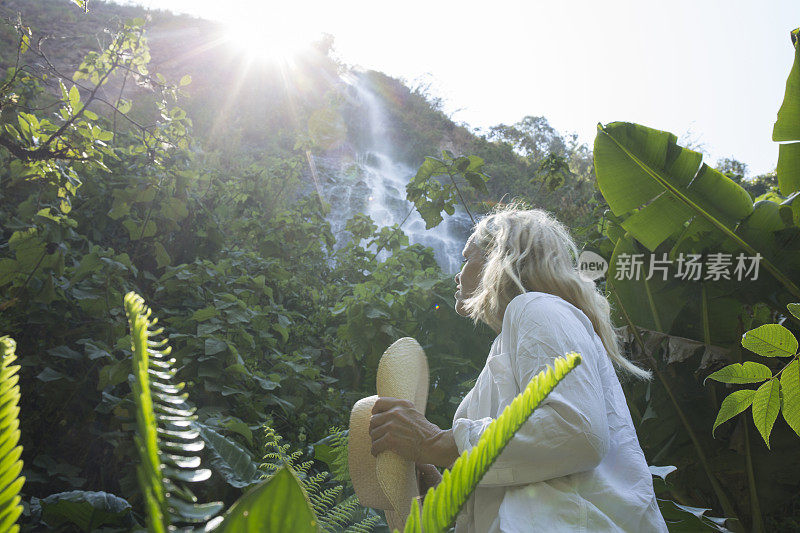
[[319, 75, 473, 274]]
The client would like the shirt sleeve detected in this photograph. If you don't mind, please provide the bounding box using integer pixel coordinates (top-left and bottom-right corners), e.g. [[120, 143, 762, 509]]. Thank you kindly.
[[451, 295, 610, 487]]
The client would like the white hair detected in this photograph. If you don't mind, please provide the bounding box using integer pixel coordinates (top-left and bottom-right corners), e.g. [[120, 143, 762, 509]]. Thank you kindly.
[[461, 201, 651, 380]]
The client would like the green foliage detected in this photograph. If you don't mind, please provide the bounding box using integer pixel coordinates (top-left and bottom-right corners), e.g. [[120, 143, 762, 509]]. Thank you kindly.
[[213, 466, 318, 533], [124, 292, 224, 530], [196, 423, 261, 489], [706, 303, 800, 448], [401, 352, 581, 533], [650, 466, 733, 531], [312, 426, 351, 485], [406, 151, 489, 229], [5, 2, 799, 530], [31, 490, 133, 531], [258, 426, 380, 532], [774, 28, 800, 197], [126, 291, 381, 532], [592, 67, 800, 527], [595, 121, 753, 251], [0, 336, 24, 533]]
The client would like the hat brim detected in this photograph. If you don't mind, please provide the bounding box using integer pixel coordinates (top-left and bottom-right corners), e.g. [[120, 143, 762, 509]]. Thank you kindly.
[[348, 337, 429, 530]]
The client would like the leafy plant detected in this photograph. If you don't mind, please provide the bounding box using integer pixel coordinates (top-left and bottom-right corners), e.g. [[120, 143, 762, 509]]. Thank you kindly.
[[0, 336, 24, 533], [650, 465, 734, 532], [30, 491, 134, 531], [706, 302, 800, 448], [126, 291, 382, 532], [123, 291, 224, 530], [258, 426, 380, 532], [312, 426, 351, 486], [406, 150, 489, 229], [401, 351, 581, 533], [587, 26, 800, 531], [774, 28, 800, 198]]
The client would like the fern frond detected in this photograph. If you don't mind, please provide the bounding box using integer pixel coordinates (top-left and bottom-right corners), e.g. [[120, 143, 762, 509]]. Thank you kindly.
[[343, 513, 382, 533], [405, 352, 582, 533], [309, 483, 340, 516], [0, 336, 24, 533], [295, 458, 314, 477], [316, 491, 355, 530], [124, 292, 224, 530], [255, 423, 379, 532], [304, 470, 329, 496], [326, 426, 351, 484]]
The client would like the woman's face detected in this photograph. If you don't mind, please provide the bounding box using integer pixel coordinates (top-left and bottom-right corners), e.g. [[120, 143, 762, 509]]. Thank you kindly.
[[454, 235, 484, 317]]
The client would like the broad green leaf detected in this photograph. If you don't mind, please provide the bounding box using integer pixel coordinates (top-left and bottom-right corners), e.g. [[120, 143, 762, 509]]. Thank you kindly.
[[153, 242, 171, 269], [180, 75, 192, 86], [117, 99, 132, 114], [68, 85, 80, 110], [38, 491, 132, 531], [191, 306, 217, 322], [607, 236, 688, 333], [464, 172, 488, 194], [216, 466, 317, 532], [704, 362, 772, 385], [712, 389, 755, 436], [122, 219, 157, 241], [777, 142, 800, 196], [752, 379, 781, 448], [780, 359, 800, 437], [204, 337, 227, 356], [594, 122, 753, 252], [774, 33, 800, 196], [741, 324, 798, 358], [414, 158, 448, 181], [196, 424, 261, 488], [773, 36, 800, 143], [47, 345, 83, 360], [788, 303, 800, 321]]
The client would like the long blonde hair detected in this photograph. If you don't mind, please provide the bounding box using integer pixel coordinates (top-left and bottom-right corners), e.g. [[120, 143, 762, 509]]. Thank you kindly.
[[461, 201, 651, 380]]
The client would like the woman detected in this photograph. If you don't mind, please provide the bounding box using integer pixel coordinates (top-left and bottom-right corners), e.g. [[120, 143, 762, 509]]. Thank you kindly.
[[369, 204, 668, 531]]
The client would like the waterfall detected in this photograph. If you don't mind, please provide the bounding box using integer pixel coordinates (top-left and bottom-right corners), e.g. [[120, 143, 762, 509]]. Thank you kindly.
[[318, 75, 473, 274]]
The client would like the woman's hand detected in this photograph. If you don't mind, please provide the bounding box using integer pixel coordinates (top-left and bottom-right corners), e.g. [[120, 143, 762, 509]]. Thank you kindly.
[[369, 397, 459, 468], [416, 462, 442, 497]]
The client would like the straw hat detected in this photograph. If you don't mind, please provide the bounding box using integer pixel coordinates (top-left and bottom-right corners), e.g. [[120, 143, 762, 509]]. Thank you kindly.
[[348, 337, 429, 532]]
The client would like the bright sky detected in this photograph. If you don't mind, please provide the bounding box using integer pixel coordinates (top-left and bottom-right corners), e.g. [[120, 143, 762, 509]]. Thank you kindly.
[[120, 0, 798, 177]]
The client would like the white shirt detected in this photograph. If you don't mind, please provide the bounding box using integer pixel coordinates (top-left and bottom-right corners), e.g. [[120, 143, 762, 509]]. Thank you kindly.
[[451, 291, 667, 532]]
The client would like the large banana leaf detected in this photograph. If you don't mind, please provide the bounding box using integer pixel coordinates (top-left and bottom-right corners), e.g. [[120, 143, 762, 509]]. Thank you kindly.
[[594, 121, 800, 301], [594, 121, 752, 250], [608, 235, 689, 333], [774, 29, 800, 196]]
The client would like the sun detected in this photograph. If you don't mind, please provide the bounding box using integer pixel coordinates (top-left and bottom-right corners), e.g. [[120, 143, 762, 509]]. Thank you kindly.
[[221, 11, 316, 64]]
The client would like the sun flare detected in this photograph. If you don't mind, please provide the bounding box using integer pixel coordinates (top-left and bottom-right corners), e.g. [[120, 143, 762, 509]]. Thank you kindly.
[[222, 13, 315, 63]]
